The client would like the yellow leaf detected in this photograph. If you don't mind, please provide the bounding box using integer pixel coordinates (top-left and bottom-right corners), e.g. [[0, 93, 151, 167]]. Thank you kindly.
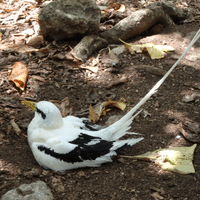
[[154, 45, 175, 52], [88, 100, 126, 123], [89, 104, 99, 123], [121, 144, 197, 174], [119, 40, 174, 59], [146, 45, 166, 59], [104, 99, 126, 111]]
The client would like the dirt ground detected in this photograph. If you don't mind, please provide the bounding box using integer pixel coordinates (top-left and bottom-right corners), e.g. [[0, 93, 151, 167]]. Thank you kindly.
[[1, 0, 200, 199]]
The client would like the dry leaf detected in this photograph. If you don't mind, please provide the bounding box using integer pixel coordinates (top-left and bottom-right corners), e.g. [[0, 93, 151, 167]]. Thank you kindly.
[[121, 144, 197, 174], [117, 4, 126, 12], [26, 35, 44, 48], [89, 104, 100, 123], [180, 121, 200, 143], [8, 61, 28, 91], [100, 47, 119, 66], [0, 32, 3, 42], [10, 119, 21, 136], [60, 97, 73, 117], [89, 100, 126, 123], [0, 43, 49, 53], [106, 76, 128, 88], [80, 66, 99, 73], [151, 192, 164, 200], [104, 99, 126, 110], [108, 2, 121, 10], [120, 39, 174, 59]]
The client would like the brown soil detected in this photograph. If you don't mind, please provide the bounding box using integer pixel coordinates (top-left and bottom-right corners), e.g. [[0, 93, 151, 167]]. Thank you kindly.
[[1, 0, 200, 199]]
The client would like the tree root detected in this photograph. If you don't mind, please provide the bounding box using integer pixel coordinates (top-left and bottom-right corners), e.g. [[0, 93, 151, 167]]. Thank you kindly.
[[74, 1, 189, 62]]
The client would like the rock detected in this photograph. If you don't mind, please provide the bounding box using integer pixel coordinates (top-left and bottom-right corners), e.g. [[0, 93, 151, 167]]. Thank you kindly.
[[26, 35, 44, 48], [147, 1, 187, 20], [1, 181, 53, 200], [38, 0, 101, 40]]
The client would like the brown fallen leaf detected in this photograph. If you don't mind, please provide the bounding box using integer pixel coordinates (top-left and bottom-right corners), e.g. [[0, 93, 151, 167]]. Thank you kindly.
[[89, 99, 126, 123], [180, 121, 200, 143], [26, 35, 44, 48], [0, 43, 49, 53], [151, 192, 164, 200], [65, 47, 82, 64], [60, 97, 74, 117], [100, 47, 119, 66], [89, 104, 100, 123], [0, 32, 3, 42], [106, 76, 128, 88], [50, 98, 73, 117], [8, 61, 28, 91], [10, 119, 21, 136], [108, 2, 121, 10]]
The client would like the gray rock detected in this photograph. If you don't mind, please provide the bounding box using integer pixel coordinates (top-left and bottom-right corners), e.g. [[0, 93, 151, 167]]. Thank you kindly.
[[1, 181, 53, 200], [39, 0, 101, 40], [147, 1, 187, 20]]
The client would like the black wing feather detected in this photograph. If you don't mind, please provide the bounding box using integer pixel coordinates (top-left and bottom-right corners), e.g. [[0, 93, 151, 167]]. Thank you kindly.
[[37, 133, 114, 164]]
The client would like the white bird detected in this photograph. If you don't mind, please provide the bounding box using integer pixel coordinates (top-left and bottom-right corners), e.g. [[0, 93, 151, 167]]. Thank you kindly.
[[24, 100, 144, 172], [23, 29, 200, 172]]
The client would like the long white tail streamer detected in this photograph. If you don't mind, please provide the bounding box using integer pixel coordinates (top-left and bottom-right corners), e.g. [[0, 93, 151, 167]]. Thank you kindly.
[[108, 29, 200, 132]]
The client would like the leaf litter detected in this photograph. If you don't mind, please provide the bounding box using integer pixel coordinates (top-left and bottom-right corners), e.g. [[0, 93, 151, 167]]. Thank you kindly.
[[119, 39, 175, 59], [121, 144, 197, 174]]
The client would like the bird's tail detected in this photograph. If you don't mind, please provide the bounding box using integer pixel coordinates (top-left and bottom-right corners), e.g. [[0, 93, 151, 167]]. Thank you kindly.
[[101, 29, 200, 141], [111, 138, 144, 152]]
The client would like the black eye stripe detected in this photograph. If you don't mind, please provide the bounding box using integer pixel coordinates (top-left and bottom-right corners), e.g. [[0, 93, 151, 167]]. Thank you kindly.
[[36, 107, 46, 119]]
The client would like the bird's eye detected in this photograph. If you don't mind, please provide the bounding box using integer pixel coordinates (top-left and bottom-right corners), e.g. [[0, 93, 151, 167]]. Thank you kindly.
[[36, 107, 46, 119]]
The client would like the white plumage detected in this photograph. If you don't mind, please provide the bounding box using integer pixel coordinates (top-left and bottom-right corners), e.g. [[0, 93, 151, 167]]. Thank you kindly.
[[27, 101, 143, 172], [26, 29, 200, 172]]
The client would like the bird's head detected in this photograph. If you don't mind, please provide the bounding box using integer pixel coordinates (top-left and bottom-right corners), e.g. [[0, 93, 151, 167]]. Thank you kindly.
[[22, 101, 63, 129]]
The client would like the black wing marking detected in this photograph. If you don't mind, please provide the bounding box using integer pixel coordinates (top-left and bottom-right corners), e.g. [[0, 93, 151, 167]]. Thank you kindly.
[[69, 133, 101, 145], [37, 133, 114, 164], [81, 120, 105, 131]]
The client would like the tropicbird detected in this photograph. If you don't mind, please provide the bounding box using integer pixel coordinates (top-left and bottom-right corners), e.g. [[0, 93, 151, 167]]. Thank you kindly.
[[23, 29, 200, 172]]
